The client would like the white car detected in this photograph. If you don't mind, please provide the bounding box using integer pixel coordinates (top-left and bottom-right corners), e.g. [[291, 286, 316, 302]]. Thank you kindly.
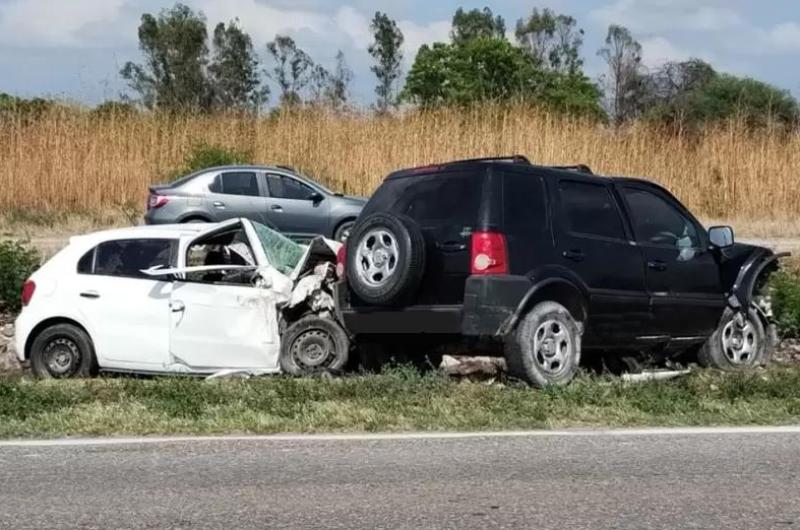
[[15, 218, 349, 378]]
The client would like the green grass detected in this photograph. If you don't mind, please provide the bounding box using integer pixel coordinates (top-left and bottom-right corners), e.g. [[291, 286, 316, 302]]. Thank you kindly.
[[1, 366, 799, 438]]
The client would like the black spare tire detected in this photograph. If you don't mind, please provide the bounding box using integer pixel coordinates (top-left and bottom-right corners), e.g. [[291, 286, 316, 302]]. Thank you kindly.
[[346, 212, 426, 306]]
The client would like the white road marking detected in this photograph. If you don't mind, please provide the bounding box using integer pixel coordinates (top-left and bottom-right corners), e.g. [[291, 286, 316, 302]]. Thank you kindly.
[[1, 426, 799, 447]]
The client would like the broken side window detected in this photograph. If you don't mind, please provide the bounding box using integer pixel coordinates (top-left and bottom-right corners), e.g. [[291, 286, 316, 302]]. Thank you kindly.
[[185, 227, 258, 285]]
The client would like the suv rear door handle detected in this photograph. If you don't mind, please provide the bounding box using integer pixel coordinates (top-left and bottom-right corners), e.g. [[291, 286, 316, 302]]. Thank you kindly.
[[436, 241, 467, 252], [647, 260, 667, 272], [562, 249, 585, 262]]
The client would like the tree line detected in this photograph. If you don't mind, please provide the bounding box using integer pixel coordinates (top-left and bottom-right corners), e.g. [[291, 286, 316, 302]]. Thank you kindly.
[[2, 3, 798, 130]]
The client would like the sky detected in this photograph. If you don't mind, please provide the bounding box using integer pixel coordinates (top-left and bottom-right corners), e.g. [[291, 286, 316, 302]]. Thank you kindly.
[[0, 0, 798, 105]]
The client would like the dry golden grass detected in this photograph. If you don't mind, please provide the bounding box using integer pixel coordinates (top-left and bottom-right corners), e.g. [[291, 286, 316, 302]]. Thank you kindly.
[[1, 105, 799, 236]]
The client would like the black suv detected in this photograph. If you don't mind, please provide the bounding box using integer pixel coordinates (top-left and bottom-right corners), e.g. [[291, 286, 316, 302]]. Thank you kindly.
[[338, 156, 786, 387]]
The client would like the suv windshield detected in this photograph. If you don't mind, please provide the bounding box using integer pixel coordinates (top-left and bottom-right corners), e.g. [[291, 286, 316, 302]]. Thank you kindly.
[[251, 221, 305, 275]]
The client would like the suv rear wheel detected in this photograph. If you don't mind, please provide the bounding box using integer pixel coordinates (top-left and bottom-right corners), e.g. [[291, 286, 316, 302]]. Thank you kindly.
[[504, 301, 582, 388], [346, 212, 425, 306]]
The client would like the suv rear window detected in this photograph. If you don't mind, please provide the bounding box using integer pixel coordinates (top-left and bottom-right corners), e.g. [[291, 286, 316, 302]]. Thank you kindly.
[[363, 172, 484, 228], [503, 172, 547, 233], [558, 180, 625, 240]]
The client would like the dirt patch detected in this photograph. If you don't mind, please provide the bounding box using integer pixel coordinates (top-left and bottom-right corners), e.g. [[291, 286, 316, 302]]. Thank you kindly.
[[0, 314, 22, 375]]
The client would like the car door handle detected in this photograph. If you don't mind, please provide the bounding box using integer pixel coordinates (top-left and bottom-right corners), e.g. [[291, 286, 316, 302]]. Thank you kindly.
[[562, 250, 585, 262], [270, 205, 283, 212], [79, 291, 100, 299], [436, 241, 467, 252], [170, 301, 185, 312], [212, 201, 225, 209], [647, 260, 667, 272]]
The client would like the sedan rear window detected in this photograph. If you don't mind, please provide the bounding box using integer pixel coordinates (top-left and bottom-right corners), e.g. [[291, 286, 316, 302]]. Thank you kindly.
[[211, 172, 259, 197], [78, 239, 175, 279]]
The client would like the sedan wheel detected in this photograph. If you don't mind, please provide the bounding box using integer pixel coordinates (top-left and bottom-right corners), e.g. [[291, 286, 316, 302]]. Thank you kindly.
[[279, 316, 350, 376]]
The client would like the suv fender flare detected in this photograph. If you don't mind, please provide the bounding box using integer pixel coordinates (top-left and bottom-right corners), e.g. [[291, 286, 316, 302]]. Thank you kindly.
[[730, 250, 790, 310], [499, 276, 588, 336]]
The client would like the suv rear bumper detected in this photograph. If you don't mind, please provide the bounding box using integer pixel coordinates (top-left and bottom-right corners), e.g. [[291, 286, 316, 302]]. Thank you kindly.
[[336, 275, 531, 337]]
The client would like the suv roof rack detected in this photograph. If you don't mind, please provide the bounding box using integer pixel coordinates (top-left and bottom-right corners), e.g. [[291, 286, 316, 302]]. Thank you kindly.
[[549, 164, 594, 175], [451, 155, 532, 165]]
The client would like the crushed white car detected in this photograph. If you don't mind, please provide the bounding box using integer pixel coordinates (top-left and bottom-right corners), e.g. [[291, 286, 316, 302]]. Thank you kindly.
[[15, 218, 349, 378]]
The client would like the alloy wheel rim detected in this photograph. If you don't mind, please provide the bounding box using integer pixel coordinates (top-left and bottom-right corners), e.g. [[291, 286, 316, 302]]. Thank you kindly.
[[355, 228, 399, 287], [721, 317, 758, 365], [533, 319, 572, 376]]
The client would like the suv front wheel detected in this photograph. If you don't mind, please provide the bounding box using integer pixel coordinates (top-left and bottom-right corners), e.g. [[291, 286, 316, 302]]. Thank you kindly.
[[697, 307, 771, 370], [504, 301, 582, 388]]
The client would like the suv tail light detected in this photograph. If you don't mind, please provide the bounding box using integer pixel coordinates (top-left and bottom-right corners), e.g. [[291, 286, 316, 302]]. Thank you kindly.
[[147, 193, 170, 210], [470, 231, 508, 275], [336, 245, 347, 279], [21, 279, 35, 307]]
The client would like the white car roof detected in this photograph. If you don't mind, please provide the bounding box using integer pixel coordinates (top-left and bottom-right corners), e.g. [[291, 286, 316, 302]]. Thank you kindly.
[[69, 222, 220, 245]]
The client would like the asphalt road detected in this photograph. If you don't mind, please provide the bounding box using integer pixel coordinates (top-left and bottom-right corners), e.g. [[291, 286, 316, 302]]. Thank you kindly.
[[1, 429, 799, 529]]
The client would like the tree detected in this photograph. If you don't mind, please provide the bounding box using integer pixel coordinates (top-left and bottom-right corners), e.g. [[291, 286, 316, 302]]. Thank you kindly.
[[402, 38, 603, 118], [597, 24, 647, 123], [368, 12, 404, 111], [325, 51, 353, 108], [208, 19, 267, 111], [515, 8, 584, 75], [647, 71, 799, 129], [450, 7, 506, 46], [307, 64, 332, 104], [266, 35, 313, 107], [120, 3, 210, 111]]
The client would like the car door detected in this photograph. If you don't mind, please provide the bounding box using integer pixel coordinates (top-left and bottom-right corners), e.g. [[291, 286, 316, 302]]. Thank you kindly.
[[205, 170, 266, 223], [554, 178, 650, 345], [263, 173, 330, 240], [618, 183, 725, 337], [73, 237, 175, 369], [164, 221, 281, 371]]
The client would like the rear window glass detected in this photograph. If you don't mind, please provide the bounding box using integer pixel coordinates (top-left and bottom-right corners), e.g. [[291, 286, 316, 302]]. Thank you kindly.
[[503, 172, 547, 233], [363, 172, 484, 228], [211, 172, 259, 197], [80, 239, 175, 279], [558, 180, 625, 240]]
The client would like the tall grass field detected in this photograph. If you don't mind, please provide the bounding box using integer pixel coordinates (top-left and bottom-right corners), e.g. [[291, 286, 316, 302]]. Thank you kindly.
[[1, 105, 799, 226]]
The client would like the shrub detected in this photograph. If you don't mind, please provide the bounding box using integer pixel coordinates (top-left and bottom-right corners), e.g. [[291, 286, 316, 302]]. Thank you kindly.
[[0, 240, 40, 313], [167, 142, 253, 181], [770, 269, 800, 337]]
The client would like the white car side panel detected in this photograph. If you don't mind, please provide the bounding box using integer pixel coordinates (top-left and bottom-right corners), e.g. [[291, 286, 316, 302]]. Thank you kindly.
[[73, 274, 172, 368], [168, 281, 280, 370]]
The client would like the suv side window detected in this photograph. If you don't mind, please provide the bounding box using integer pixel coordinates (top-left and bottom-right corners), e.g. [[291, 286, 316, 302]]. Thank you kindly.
[[558, 180, 625, 240], [622, 186, 701, 248], [211, 172, 259, 197], [503, 172, 547, 233], [78, 239, 175, 279], [266, 174, 315, 200]]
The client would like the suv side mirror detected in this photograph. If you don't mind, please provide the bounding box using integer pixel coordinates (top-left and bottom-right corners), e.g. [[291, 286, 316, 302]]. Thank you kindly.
[[709, 226, 734, 248], [309, 191, 324, 203]]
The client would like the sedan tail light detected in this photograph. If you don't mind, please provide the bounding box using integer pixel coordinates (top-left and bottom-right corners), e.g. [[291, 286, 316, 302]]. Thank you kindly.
[[147, 193, 170, 210], [21, 280, 35, 306]]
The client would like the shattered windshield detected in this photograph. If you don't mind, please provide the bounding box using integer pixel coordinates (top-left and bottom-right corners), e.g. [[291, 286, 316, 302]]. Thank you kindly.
[[251, 221, 305, 275]]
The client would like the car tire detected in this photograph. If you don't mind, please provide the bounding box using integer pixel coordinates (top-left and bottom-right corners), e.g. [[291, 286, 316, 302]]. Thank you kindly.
[[346, 212, 425, 306], [30, 324, 98, 379], [504, 301, 582, 388], [279, 316, 350, 376], [697, 306, 768, 370], [333, 219, 356, 242]]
